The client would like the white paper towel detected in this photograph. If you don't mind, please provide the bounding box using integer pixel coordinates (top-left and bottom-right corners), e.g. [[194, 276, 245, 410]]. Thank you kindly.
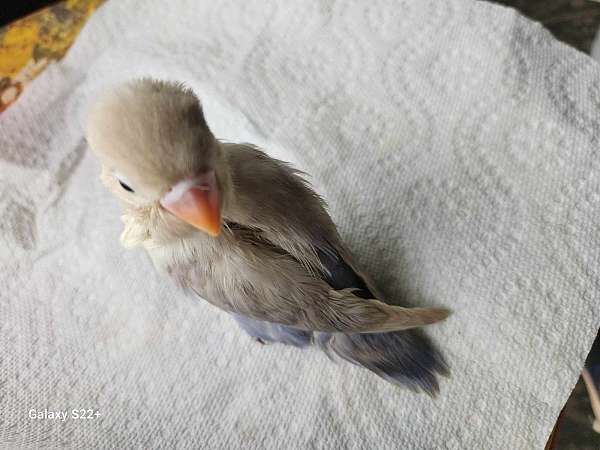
[[1, 0, 600, 448]]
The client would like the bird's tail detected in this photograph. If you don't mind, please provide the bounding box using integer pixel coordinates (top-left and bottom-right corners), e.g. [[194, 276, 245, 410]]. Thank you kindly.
[[316, 329, 449, 396], [324, 288, 450, 334]]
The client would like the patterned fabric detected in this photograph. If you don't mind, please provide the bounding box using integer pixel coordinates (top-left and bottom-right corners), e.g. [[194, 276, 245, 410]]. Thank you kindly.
[[0, 0, 105, 113], [1, 0, 599, 448]]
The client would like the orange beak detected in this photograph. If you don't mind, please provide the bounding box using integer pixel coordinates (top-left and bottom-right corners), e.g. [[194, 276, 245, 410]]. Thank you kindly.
[[160, 172, 221, 237]]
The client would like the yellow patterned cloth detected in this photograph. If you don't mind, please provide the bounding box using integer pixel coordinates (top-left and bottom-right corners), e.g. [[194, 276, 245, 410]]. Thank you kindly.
[[0, 0, 105, 113]]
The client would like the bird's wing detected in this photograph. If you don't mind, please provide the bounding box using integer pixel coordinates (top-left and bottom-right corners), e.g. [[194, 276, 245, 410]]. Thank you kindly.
[[223, 143, 448, 333], [226, 223, 449, 394], [222, 221, 447, 333], [227, 220, 371, 298], [221, 143, 448, 391], [314, 242, 375, 299]]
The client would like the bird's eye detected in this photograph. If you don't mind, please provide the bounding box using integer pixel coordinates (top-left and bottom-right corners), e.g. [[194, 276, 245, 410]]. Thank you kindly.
[[118, 179, 134, 193]]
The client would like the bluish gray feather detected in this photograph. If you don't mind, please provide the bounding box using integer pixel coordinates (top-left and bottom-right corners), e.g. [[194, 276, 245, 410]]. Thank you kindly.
[[315, 245, 449, 395], [233, 314, 312, 347], [232, 233, 448, 395]]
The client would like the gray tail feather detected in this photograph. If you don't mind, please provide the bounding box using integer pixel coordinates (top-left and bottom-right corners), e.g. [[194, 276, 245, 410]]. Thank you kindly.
[[316, 329, 449, 396], [234, 314, 448, 395]]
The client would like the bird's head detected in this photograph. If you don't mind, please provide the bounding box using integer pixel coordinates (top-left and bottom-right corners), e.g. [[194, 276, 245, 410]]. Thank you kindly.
[[86, 79, 230, 240]]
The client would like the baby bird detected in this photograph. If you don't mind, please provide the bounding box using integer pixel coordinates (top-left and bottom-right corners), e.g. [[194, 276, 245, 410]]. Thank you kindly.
[[86, 79, 450, 394]]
